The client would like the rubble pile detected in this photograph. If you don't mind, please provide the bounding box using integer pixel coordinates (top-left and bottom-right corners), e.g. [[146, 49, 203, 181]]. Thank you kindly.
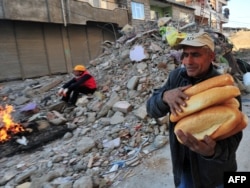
[[0, 19, 249, 188]]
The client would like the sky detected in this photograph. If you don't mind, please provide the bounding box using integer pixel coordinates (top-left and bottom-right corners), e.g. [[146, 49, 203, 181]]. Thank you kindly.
[[223, 0, 250, 28]]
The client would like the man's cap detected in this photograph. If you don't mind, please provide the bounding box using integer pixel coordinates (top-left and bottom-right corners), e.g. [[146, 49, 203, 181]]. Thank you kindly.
[[74, 65, 86, 72], [179, 32, 214, 51]]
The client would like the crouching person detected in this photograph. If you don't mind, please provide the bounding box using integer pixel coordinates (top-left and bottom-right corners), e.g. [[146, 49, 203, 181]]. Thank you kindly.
[[58, 65, 97, 107]]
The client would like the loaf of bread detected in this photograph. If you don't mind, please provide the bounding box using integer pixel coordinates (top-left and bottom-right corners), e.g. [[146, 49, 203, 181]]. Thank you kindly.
[[174, 105, 242, 142], [214, 112, 248, 140], [171, 74, 247, 142], [222, 98, 240, 109], [184, 73, 234, 96], [170, 85, 241, 122]]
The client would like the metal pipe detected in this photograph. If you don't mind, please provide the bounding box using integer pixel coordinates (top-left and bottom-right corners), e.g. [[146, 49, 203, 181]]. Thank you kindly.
[[61, 0, 67, 27]]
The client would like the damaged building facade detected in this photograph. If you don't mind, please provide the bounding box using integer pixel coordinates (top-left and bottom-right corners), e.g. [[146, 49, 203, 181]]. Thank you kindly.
[[0, 0, 129, 81], [175, 0, 229, 30], [0, 0, 228, 81]]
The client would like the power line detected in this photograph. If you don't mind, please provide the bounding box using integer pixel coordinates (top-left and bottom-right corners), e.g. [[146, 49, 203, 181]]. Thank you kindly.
[[228, 20, 250, 25]]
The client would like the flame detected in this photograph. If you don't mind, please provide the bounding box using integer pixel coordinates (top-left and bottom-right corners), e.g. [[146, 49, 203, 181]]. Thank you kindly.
[[0, 105, 25, 142]]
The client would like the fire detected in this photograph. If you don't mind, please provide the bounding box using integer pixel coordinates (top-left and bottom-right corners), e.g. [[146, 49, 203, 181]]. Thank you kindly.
[[0, 105, 25, 142]]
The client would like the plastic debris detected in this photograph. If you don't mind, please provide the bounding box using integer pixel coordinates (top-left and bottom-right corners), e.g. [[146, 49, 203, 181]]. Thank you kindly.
[[16, 136, 28, 146], [20, 102, 37, 112]]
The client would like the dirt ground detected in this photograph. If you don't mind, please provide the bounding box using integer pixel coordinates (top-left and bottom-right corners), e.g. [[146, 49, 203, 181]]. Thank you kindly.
[[229, 30, 250, 52], [110, 30, 250, 188]]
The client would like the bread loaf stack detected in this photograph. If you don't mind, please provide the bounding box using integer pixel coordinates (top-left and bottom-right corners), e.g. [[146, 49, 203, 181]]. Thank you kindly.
[[171, 74, 248, 142]]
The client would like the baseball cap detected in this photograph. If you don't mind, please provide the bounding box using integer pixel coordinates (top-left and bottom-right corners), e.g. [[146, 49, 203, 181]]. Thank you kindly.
[[179, 32, 214, 52], [74, 65, 86, 72]]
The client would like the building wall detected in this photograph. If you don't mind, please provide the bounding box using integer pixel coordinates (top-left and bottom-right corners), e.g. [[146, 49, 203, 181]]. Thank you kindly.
[[0, 0, 127, 81], [0, 0, 128, 27], [172, 4, 194, 22], [174, 0, 228, 31], [150, 6, 164, 19], [126, 0, 151, 27], [77, 0, 121, 10], [126, 0, 194, 27], [0, 20, 121, 81]]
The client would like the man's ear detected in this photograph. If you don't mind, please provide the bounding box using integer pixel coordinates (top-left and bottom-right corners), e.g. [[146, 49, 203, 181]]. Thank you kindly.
[[210, 51, 216, 61]]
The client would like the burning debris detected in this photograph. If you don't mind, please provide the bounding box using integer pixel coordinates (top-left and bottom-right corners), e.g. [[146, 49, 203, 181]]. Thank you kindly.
[[0, 104, 71, 158], [0, 105, 25, 143]]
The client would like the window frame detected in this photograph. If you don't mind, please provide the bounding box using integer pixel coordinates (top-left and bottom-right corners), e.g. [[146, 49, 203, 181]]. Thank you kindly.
[[131, 2, 145, 20]]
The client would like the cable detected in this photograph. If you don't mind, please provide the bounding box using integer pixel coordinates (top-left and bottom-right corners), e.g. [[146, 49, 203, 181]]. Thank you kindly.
[[227, 20, 250, 25]]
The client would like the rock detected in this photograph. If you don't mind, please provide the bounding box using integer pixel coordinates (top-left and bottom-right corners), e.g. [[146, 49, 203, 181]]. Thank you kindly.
[[76, 137, 96, 155], [73, 176, 93, 188], [127, 76, 139, 90], [133, 105, 148, 120], [112, 101, 133, 113], [16, 182, 31, 188], [110, 111, 125, 125], [153, 135, 168, 149]]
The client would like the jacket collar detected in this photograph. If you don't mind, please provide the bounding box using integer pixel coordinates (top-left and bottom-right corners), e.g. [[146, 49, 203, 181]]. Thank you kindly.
[[180, 64, 219, 85]]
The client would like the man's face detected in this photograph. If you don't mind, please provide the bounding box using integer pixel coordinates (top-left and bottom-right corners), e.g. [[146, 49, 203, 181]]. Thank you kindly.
[[73, 70, 83, 76], [182, 46, 215, 78]]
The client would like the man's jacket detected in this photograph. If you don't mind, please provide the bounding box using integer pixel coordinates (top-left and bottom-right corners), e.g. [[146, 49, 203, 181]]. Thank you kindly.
[[63, 71, 96, 90], [146, 65, 242, 188]]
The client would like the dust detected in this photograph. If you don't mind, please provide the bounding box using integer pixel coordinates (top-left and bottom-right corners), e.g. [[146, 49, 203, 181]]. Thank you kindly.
[[142, 157, 169, 170], [228, 30, 250, 62], [229, 30, 250, 51]]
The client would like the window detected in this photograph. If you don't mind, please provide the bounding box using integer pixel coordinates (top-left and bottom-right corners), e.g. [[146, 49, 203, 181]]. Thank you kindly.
[[77, 0, 99, 8], [150, 10, 160, 20], [93, 0, 99, 7], [131, 2, 145, 20], [165, 12, 170, 17]]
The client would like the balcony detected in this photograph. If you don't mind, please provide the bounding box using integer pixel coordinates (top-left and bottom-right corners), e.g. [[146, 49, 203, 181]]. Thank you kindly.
[[218, 0, 228, 6], [0, 0, 129, 27], [218, 13, 229, 23], [192, 4, 211, 19], [67, 1, 128, 27]]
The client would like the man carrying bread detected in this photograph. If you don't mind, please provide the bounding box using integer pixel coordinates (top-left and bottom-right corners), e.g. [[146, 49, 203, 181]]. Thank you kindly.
[[147, 32, 243, 188]]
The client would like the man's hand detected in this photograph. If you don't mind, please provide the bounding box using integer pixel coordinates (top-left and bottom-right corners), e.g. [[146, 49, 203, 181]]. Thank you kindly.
[[58, 88, 64, 96], [62, 88, 68, 97], [175, 129, 216, 157], [162, 85, 191, 116], [58, 88, 68, 97]]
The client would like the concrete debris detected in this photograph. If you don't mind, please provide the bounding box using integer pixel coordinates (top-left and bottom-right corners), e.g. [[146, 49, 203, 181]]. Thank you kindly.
[[0, 19, 250, 188]]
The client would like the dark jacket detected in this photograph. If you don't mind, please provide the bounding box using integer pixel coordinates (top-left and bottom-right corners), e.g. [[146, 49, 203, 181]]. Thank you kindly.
[[63, 71, 97, 90], [146, 65, 242, 188]]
